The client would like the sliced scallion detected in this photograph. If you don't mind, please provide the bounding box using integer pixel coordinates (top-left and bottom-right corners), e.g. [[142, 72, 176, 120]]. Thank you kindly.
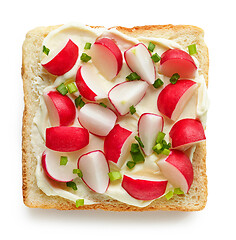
[[66, 181, 77, 191], [56, 83, 68, 95], [76, 199, 84, 207], [129, 105, 136, 115], [188, 44, 197, 55], [67, 82, 78, 93], [153, 78, 164, 89], [60, 156, 68, 165], [148, 42, 155, 52], [151, 53, 161, 63], [75, 95, 85, 108], [108, 171, 122, 181], [126, 161, 136, 169], [43, 45, 50, 55], [73, 169, 83, 178], [84, 42, 92, 50], [80, 53, 91, 62], [135, 136, 144, 148], [126, 72, 141, 81], [170, 73, 180, 84]]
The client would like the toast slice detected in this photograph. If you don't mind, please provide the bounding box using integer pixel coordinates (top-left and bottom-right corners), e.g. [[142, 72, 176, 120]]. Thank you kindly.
[[22, 24, 208, 211]]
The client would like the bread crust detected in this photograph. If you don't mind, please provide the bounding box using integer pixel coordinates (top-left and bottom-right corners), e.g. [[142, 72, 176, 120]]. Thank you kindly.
[[22, 24, 208, 211]]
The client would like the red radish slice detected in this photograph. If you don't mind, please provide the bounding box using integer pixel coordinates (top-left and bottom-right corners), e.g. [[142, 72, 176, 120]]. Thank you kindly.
[[108, 80, 149, 115], [157, 80, 198, 121], [104, 124, 134, 167], [78, 150, 110, 193], [78, 103, 117, 136], [46, 127, 89, 152], [157, 150, 193, 193], [42, 149, 76, 182], [41, 39, 79, 76], [43, 91, 76, 126], [159, 49, 197, 78], [76, 64, 109, 101], [122, 175, 168, 200], [138, 113, 164, 156], [124, 43, 156, 84], [90, 38, 123, 80], [169, 118, 206, 150]]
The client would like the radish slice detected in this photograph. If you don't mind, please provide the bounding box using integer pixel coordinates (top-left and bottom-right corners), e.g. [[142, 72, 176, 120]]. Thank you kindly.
[[124, 43, 156, 84], [138, 113, 164, 156], [108, 80, 149, 115], [41, 39, 79, 76], [159, 49, 197, 78], [42, 149, 76, 182], [78, 103, 117, 136], [90, 38, 123, 80], [78, 150, 110, 193]]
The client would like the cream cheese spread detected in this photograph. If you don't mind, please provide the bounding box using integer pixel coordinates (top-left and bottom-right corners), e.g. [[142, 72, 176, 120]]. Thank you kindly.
[[31, 22, 209, 207]]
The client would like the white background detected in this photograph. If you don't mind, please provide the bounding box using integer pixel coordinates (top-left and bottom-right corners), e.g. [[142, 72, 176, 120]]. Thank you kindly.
[[1, 0, 235, 239]]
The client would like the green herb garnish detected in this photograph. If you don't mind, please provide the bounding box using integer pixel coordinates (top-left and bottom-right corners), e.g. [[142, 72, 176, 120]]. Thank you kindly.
[[126, 72, 141, 81], [60, 156, 68, 165], [129, 105, 136, 115], [153, 78, 164, 89], [151, 53, 161, 63], [75, 95, 85, 108], [66, 181, 77, 191], [188, 44, 197, 55], [99, 102, 107, 108], [73, 169, 83, 178], [148, 42, 155, 52], [43, 45, 50, 55], [135, 136, 144, 148], [56, 83, 68, 95], [153, 131, 171, 156], [108, 171, 122, 181], [80, 53, 91, 62], [67, 82, 78, 93], [126, 161, 136, 169], [76, 199, 84, 207], [170, 73, 180, 84], [84, 42, 92, 50]]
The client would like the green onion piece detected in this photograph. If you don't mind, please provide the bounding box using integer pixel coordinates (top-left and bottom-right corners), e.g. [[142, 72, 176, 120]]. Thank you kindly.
[[108, 171, 122, 181], [129, 105, 136, 115], [75, 95, 85, 108], [56, 83, 68, 95], [60, 156, 68, 165], [161, 148, 170, 156], [135, 136, 144, 148], [153, 78, 164, 89], [84, 42, 92, 50], [67, 82, 78, 93], [148, 42, 155, 52], [174, 188, 184, 195], [165, 191, 174, 200], [80, 53, 91, 62], [151, 53, 161, 63], [156, 131, 166, 143], [99, 102, 107, 108], [73, 169, 83, 178], [126, 161, 136, 169], [170, 73, 180, 84], [130, 150, 145, 164], [188, 44, 197, 55], [66, 181, 77, 191], [76, 199, 84, 207], [126, 72, 141, 81], [155, 143, 163, 151], [43, 45, 50, 55], [130, 143, 140, 153]]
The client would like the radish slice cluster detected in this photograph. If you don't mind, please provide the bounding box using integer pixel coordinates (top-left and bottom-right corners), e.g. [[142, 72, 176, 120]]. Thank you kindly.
[[40, 33, 206, 199]]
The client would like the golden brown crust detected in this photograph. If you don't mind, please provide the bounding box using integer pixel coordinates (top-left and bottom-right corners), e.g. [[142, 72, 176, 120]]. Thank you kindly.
[[22, 24, 208, 211]]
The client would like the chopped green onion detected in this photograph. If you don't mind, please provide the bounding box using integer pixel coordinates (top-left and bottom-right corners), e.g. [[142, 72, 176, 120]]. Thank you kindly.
[[108, 171, 122, 181], [75, 95, 85, 108], [56, 83, 68, 95], [165, 191, 174, 200], [129, 105, 136, 115], [156, 131, 166, 143], [76, 199, 84, 207], [135, 136, 144, 148], [67, 82, 78, 93], [161, 148, 170, 156], [80, 53, 91, 62], [174, 188, 184, 195], [170, 73, 180, 84], [43, 45, 50, 55], [151, 53, 161, 63], [131, 143, 140, 153], [153, 78, 164, 89], [73, 169, 83, 178], [99, 102, 107, 108], [126, 161, 136, 169], [188, 44, 197, 55], [66, 181, 77, 191], [130, 150, 145, 164], [148, 42, 155, 52], [60, 156, 68, 165], [84, 42, 92, 50], [126, 72, 141, 81], [155, 143, 163, 151]]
